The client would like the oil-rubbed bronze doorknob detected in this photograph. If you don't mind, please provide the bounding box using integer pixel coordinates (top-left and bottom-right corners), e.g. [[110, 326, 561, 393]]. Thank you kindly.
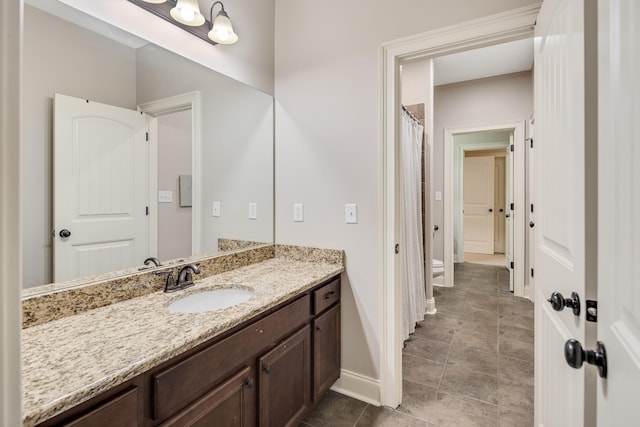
[[547, 291, 581, 316], [59, 229, 71, 238], [564, 339, 608, 378]]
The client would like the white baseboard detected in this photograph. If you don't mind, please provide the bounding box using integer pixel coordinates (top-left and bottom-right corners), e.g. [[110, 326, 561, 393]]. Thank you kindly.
[[330, 369, 381, 406], [425, 297, 437, 315]]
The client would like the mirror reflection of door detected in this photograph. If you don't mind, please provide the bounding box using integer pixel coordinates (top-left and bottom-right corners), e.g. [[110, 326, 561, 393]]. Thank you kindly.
[[54, 94, 149, 282], [157, 109, 192, 261]]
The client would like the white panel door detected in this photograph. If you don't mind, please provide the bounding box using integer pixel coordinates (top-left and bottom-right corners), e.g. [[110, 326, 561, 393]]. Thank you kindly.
[[463, 156, 494, 254], [506, 136, 514, 291], [534, 0, 587, 425], [597, 0, 640, 423], [54, 94, 149, 282]]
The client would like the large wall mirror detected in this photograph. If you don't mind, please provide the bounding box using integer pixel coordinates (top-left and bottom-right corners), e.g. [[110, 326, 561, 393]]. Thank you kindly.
[[22, 1, 274, 290]]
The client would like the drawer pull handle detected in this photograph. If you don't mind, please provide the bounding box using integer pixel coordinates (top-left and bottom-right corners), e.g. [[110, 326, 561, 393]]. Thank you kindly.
[[324, 291, 336, 300], [245, 377, 254, 388]]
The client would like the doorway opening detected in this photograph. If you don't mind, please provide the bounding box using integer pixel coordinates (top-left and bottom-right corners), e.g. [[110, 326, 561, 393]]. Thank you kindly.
[[380, 4, 539, 408]]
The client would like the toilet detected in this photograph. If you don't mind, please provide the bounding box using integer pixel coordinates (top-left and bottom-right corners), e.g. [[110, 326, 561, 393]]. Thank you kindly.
[[432, 259, 444, 277]]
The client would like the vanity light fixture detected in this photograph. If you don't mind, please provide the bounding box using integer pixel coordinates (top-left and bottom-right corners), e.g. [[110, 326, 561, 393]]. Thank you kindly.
[[129, 0, 238, 46]]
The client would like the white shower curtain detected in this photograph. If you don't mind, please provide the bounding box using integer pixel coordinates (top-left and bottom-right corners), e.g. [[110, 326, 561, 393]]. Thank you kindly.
[[401, 107, 426, 341]]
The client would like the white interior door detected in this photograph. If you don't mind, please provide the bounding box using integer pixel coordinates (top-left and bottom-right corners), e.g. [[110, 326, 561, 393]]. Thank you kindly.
[[463, 155, 494, 254], [54, 94, 149, 282], [597, 0, 640, 423], [534, 0, 587, 425], [506, 138, 514, 291]]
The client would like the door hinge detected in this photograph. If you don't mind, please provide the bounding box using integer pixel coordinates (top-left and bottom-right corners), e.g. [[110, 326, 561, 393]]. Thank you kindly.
[[531, 268, 534, 278], [510, 203, 515, 211], [510, 261, 514, 269], [510, 144, 514, 152], [146, 206, 149, 216], [586, 300, 598, 322], [527, 138, 534, 148], [145, 132, 149, 142]]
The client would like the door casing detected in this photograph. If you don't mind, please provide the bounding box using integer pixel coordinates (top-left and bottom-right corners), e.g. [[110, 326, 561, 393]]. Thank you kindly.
[[380, 3, 540, 408]]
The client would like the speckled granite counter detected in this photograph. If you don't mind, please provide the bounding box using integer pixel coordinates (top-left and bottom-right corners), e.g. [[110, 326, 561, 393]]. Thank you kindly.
[[22, 257, 343, 426]]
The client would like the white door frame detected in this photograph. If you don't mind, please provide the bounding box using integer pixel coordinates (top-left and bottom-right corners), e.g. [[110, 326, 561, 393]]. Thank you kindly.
[[138, 91, 202, 256], [443, 121, 527, 298], [380, 3, 540, 408]]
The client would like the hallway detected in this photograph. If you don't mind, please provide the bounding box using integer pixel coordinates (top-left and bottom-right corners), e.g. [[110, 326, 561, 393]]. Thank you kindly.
[[300, 263, 534, 426]]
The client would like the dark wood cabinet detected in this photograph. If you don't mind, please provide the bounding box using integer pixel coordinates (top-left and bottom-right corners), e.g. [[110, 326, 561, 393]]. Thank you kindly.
[[160, 366, 256, 427], [258, 326, 311, 427], [313, 304, 341, 402], [38, 275, 341, 427], [54, 387, 139, 427]]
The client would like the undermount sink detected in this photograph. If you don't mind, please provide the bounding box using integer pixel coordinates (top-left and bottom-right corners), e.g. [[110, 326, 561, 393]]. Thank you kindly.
[[167, 288, 255, 313]]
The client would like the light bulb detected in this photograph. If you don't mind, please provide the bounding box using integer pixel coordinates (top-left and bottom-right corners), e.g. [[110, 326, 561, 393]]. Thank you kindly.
[[180, 7, 195, 22]]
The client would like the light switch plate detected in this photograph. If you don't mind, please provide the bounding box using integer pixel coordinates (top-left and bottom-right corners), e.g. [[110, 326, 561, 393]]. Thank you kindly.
[[249, 202, 257, 220], [435, 191, 442, 201], [212, 201, 221, 217], [345, 203, 357, 224], [158, 191, 173, 203], [293, 203, 304, 222]]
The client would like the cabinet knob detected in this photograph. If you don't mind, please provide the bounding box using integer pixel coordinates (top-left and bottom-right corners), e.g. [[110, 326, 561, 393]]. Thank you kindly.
[[245, 377, 254, 388], [316, 325, 322, 332], [324, 291, 336, 300], [263, 365, 271, 375]]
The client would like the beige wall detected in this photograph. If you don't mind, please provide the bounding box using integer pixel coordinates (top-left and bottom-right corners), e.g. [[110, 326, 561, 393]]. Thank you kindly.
[[274, 0, 538, 391], [22, 5, 137, 287], [157, 110, 192, 261], [136, 45, 274, 255], [55, 0, 276, 95], [433, 71, 533, 260]]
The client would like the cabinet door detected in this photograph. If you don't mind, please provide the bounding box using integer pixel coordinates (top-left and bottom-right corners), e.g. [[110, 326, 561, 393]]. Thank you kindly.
[[160, 366, 256, 427], [258, 326, 311, 427], [313, 304, 341, 401]]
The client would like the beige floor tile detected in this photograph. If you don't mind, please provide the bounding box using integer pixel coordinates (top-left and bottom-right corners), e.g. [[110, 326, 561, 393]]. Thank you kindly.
[[356, 405, 427, 427], [439, 365, 499, 404]]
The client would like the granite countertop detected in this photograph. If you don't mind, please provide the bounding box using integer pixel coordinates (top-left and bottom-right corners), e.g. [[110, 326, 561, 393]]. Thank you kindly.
[[22, 257, 344, 426]]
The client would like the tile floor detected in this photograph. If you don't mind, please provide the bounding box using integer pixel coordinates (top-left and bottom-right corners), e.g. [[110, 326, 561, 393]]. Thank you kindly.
[[300, 262, 534, 427]]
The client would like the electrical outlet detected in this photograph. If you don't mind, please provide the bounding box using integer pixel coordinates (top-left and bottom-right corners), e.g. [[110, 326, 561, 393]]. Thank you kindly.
[[158, 191, 173, 203], [293, 203, 304, 222], [345, 204, 357, 224], [249, 202, 257, 220], [212, 201, 221, 217]]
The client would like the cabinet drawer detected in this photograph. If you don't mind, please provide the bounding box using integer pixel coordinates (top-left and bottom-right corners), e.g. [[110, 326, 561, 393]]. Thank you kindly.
[[313, 278, 340, 314], [153, 294, 310, 421], [62, 387, 138, 427]]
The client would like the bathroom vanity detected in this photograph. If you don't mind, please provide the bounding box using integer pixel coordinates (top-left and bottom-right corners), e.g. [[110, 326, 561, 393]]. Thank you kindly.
[[22, 247, 344, 427]]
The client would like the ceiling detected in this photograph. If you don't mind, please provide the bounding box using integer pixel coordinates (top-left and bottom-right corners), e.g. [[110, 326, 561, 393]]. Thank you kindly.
[[433, 38, 534, 86]]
